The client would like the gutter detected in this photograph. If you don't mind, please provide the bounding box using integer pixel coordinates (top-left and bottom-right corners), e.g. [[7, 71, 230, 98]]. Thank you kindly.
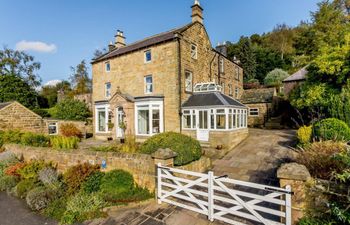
[[175, 33, 182, 133]]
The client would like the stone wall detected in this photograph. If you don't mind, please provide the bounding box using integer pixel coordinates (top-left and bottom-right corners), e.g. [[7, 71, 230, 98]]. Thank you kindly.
[[4, 144, 212, 192], [0, 102, 44, 133], [183, 128, 249, 150], [245, 103, 272, 127]]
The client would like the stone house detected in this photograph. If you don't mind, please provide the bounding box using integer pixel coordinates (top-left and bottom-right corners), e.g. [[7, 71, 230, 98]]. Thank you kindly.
[[283, 67, 307, 97], [91, 0, 248, 148], [241, 88, 277, 127], [0, 101, 88, 136]]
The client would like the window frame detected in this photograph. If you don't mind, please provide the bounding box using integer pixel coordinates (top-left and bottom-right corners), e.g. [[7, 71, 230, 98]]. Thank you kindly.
[[48, 122, 58, 135], [135, 101, 164, 136], [191, 44, 198, 59], [105, 82, 111, 98], [185, 71, 193, 92], [105, 61, 111, 72], [144, 75, 153, 94], [235, 87, 239, 99], [228, 84, 233, 96], [235, 67, 240, 80], [95, 105, 110, 133], [249, 108, 259, 117], [144, 50, 152, 63]]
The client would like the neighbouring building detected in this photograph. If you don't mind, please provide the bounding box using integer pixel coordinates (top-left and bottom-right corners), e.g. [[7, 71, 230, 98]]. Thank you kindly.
[[283, 67, 307, 97], [91, 0, 248, 148], [241, 88, 277, 127], [0, 101, 89, 136]]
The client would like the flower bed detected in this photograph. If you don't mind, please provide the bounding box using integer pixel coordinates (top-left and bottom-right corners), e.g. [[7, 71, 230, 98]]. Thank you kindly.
[[0, 152, 152, 224]]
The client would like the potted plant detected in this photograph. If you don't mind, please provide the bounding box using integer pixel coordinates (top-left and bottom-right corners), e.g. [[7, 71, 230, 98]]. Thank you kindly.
[[108, 122, 114, 130]]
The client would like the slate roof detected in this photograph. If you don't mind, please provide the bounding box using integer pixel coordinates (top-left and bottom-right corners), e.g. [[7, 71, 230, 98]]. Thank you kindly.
[[182, 92, 246, 108], [0, 102, 13, 110], [240, 88, 276, 104], [283, 67, 308, 82], [92, 23, 193, 63]]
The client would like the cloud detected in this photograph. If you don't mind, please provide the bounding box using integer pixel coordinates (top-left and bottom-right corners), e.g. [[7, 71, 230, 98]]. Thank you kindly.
[[15, 40, 57, 53], [44, 79, 62, 87]]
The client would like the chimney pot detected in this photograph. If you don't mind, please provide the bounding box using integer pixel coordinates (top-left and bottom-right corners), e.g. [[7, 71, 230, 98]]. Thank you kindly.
[[115, 30, 126, 48]]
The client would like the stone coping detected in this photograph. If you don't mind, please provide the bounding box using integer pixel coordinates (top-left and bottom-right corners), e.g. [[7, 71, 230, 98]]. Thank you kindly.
[[277, 162, 311, 181]]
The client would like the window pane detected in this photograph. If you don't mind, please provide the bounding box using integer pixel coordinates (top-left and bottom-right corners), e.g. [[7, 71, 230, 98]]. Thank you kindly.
[[233, 113, 236, 128], [216, 114, 226, 129], [217, 109, 225, 114], [108, 111, 113, 131], [145, 50, 152, 62], [138, 109, 149, 134], [185, 71, 192, 92], [184, 115, 191, 129], [98, 110, 106, 132], [210, 114, 215, 129], [192, 114, 196, 128], [228, 114, 232, 129], [152, 109, 160, 133], [199, 111, 208, 129], [48, 123, 57, 135], [145, 76, 153, 93]]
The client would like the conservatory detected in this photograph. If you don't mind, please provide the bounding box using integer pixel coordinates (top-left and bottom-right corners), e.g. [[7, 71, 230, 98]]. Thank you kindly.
[[181, 82, 248, 148]]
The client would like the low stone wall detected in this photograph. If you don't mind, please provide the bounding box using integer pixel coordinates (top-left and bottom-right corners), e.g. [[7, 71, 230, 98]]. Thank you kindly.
[[4, 144, 211, 192]]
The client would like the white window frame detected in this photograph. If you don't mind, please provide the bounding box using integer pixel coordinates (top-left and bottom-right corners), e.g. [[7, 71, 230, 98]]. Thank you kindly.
[[144, 50, 152, 63], [135, 101, 164, 136], [235, 67, 240, 80], [228, 84, 233, 96], [48, 122, 58, 135], [235, 87, 239, 99], [95, 104, 110, 133], [185, 71, 193, 92], [219, 58, 224, 73], [191, 44, 198, 59], [249, 108, 259, 117], [144, 75, 153, 94], [105, 82, 111, 98], [105, 61, 111, 72]]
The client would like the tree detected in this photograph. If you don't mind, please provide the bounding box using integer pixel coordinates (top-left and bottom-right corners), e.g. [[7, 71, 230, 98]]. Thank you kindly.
[[93, 48, 107, 59], [70, 60, 92, 95], [0, 74, 38, 108], [266, 24, 295, 60], [40, 80, 72, 108], [0, 47, 41, 87], [48, 99, 90, 121], [228, 37, 257, 80], [264, 68, 289, 87]]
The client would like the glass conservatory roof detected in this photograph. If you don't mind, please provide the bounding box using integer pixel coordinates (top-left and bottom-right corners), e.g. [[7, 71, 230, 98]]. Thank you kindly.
[[193, 82, 222, 93]]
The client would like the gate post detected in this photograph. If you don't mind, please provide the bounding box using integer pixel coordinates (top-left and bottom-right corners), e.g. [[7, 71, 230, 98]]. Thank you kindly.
[[285, 185, 292, 225], [157, 163, 162, 204], [208, 171, 214, 222]]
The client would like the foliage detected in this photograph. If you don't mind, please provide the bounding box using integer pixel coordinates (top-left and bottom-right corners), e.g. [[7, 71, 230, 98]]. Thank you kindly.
[[50, 136, 79, 149], [298, 217, 334, 225], [0, 75, 39, 109], [297, 126, 313, 145], [18, 160, 53, 180], [90, 145, 118, 152], [140, 132, 202, 166], [0, 175, 18, 191], [32, 108, 51, 118], [297, 141, 347, 179], [313, 118, 350, 141], [26, 186, 57, 211], [38, 167, 60, 189], [40, 80, 72, 108], [60, 192, 106, 224], [0, 47, 41, 88], [14, 179, 38, 198], [59, 123, 82, 138], [21, 132, 50, 147], [99, 170, 152, 203], [328, 81, 350, 127], [264, 68, 289, 87], [63, 163, 100, 195], [266, 24, 296, 60], [119, 135, 139, 153], [0, 130, 23, 144], [48, 98, 90, 121], [4, 162, 26, 177], [70, 60, 92, 95], [81, 171, 104, 194], [43, 197, 67, 221]]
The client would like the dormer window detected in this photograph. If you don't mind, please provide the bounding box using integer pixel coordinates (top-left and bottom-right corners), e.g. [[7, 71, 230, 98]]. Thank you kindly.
[[144, 50, 152, 63], [105, 61, 111, 72], [191, 44, 197, 59]]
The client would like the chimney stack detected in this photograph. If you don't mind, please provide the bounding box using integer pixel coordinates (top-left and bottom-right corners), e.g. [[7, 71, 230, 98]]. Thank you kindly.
[[191, 0, 203, 24], [115, 30, 126, 48], [108, 41, 115, 52], [216, 42, 228, 57]]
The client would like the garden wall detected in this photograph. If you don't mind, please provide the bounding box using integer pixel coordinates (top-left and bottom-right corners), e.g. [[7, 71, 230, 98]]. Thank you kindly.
[[4, 144, 211, 191]]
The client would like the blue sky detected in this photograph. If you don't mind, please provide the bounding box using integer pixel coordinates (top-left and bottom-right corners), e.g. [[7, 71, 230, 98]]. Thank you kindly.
[[0, 0, 319, 85]]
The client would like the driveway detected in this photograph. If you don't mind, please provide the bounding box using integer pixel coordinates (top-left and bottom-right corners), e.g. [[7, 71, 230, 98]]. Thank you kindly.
[[213, 128, 298, 185], [0, 192, 56, 225]]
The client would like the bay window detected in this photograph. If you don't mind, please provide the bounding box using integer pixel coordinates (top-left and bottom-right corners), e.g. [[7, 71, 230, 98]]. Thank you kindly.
[[135, 101, 163, 136]]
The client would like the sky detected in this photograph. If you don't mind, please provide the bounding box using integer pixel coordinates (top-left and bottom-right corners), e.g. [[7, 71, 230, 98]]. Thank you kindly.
[[0, 0, 320, 85]]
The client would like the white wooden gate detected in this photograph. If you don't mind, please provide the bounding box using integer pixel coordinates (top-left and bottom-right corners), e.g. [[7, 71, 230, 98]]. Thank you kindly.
[[157, 164, 292, 225]]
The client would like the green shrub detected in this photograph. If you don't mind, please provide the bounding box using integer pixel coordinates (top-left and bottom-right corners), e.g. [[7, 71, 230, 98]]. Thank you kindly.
[[60, 123, 82, 138], [21, 132, 50, 147], [18, 160, 53, 180], [48, 99, 91, 121], [50, 136, 79, 149], [99, 170, 151, 203], [90, 145, 118, 152], [313, 118, 350, 141], [81, 171, 104, 194], [264, 68, 289, 87], [43, 197, 67, 221], [60, 192, 106, 224], [14, 179, 38, 198], [0, 130, 23, 144], [297, 125, 313, 145], [63, 163, 100, 195], [0, 175, 18, 191], [298, 217, 334, 225], [32, 108, 51, 118], [140, 132, 202, 166], [26, 186, 57, 211]]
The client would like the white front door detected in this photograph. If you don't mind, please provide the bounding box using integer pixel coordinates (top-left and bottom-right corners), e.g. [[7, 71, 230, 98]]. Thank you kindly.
[[196, 109, 209, 142], [116, 107, 124, 138]]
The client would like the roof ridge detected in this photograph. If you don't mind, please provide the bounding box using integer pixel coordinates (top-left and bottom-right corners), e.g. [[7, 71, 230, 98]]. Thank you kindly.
[[215, 92, 229, 105]]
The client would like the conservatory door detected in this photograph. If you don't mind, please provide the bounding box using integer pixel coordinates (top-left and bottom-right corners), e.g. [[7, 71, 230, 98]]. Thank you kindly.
[[196, 109, 209, 141]]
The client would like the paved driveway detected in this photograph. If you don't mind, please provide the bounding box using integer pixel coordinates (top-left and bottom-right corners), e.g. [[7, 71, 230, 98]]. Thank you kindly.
[[0, 192, 56, 225]]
